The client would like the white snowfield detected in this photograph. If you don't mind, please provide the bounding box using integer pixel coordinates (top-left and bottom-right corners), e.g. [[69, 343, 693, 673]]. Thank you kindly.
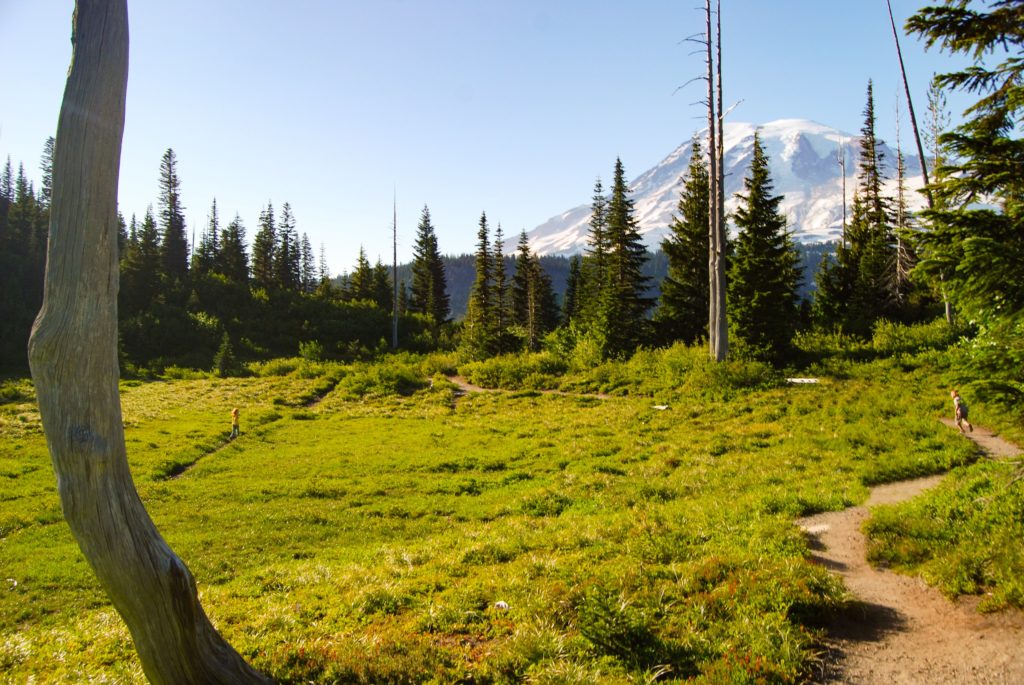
[[515, 119, 927, 257]]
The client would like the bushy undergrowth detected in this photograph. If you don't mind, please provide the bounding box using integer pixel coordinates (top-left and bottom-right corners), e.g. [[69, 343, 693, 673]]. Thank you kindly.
[[866, 460, 1024, 610], [2, 328, 1021, 683], [461, 343, 782, 402]]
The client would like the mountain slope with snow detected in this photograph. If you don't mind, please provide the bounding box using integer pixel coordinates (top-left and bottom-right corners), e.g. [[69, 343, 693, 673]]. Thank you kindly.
[[521, 119, 925, 257]]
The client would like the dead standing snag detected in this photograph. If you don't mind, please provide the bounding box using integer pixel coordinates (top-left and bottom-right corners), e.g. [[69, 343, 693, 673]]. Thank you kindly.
[[28, 2, 271, 682]]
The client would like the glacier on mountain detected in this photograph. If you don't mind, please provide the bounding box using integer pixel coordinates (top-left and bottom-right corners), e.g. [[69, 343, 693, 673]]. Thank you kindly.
[[519, 119, 926, 257]]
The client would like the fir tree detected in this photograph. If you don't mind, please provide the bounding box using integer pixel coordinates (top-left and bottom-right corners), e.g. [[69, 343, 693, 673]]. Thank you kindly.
[[192, 198, 220, 276], [462, 212, 495, 357], [219, 214, 249, 284], [299, 233, 316, 293], [562, 255, 583, 325], [372, 259, 392, 311], [815, 82, 897, 333], [655, 138, 711, 345], [580, 177, 609, 323], [212, 332, 240, 377], [274, 202, 300, 291], [347, 247, 375, 302], [727, 132, 802, 361], [907, 0, 1024, 402], [511, 230, 559, 350], [493, 224, 509, 346], [251, 202, 276, 290], [409, 205, 450, 326], [157, 148, 189, 284], [120, 207, 162, 318], [601, 158, 652, 356]]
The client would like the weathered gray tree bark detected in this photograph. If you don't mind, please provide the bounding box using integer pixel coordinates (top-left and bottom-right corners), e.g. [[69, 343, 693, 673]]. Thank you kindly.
[[27, 2, 272, 683], [706, 0, 727, 361]]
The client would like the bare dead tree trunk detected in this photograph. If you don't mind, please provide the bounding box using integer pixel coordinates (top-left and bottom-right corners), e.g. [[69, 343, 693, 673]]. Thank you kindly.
[[706, 0, 727, 361], [27, 2, 272, 683], [713, 0, 727, 361]]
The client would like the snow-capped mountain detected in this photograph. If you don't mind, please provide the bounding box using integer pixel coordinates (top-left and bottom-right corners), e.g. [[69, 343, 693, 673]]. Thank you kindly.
[[519, 119, 925, 257]]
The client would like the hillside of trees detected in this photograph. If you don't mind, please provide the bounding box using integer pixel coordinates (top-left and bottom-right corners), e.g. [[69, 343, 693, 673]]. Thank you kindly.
[[3, 0, 1021, 413]]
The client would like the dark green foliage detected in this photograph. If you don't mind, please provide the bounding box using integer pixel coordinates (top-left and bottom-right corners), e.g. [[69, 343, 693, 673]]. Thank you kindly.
[[600, 158, 653, 357], [581, 177, 610, 323], [119, 208, 162, 319], [461, 212, 496, 358], [814, 82, 902, 334], [371, 259, 392, 311], [562, 255, 583, 324], [191, 198, 220, 277], [728, 132, 802, 361], [274, 202, 301, 292], [511, 230, 560, 351], [907, 0, 1024, 404], [157, 148, 189, 285], [408, 205, 450, 328], [345, 247, 375, 303], [655, 138, 711, 346], [251, 202, 277, 291], [212, 332, 241, 377], [219, 214, 250, 285], [0, 155, 47, 371]]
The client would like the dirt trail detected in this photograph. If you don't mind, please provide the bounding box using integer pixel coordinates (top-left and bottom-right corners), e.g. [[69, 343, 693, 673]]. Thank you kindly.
[[800, 424, 1024, 684]]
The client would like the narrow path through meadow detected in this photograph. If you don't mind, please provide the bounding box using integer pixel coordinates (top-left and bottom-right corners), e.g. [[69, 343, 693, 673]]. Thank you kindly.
[[800, 423, 1024, 684]]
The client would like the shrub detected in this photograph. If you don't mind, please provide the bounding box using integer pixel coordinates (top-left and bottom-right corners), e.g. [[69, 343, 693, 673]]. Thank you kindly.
[[872, 318, 961, 355], [460, 352, 566, 390], [298, 340, 326, 362]]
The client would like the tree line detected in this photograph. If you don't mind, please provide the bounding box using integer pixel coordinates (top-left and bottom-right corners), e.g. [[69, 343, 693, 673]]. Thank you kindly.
[[3, 0, 1019, 389]]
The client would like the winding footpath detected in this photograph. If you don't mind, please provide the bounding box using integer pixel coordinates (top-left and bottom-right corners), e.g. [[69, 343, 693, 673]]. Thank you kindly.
[[800, 423, 1024, 684]]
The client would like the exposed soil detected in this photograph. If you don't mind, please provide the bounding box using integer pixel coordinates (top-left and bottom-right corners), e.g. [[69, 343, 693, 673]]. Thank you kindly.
[[800, 423, 1024, 684]]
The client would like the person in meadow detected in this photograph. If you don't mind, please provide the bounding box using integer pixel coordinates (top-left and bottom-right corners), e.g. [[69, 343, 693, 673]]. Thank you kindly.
[[951, 390, 973, 433], [230, 407, 240, 439]]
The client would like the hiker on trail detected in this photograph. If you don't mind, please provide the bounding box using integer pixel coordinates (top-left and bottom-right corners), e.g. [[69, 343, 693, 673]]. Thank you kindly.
[[951, 390, 973, 433], [230, 407, 240, 439]]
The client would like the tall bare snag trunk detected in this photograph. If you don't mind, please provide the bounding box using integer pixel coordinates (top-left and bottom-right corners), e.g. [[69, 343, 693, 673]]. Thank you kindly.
[[27, 2, 271, 683], [706, 0, 727, 361]]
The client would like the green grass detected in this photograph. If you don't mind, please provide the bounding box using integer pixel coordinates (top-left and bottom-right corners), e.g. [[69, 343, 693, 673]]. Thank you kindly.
[[0, 344, 1004, 683]]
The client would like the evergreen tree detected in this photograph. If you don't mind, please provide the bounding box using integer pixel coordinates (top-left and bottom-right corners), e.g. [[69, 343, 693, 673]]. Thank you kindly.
[[372, 259, 392, 311], [346, 247, 375, 302], [219, 214, 249, 284], [299, 233, 316, 293], [601, 158, 652, 356], [251, 202, 276, 290], [192, 198, 220, 276], [462, 212, 495, 357], [120, 207, 162, 318], [580, 177, 609, 322], [815, 82, 897, 333], [727, 132, 802, 360], [655, 138, 711, 345], [562, 255, 583, 325], [512, 230, 559, 350], [409, 205, 450, 326], [212, 332, 240, 377], [157, 148, 189, 284], [318, 244, 331, 285], [274, 202, 300, 291], [907, 0, 1024, 402], [493, 224, 509, 345]]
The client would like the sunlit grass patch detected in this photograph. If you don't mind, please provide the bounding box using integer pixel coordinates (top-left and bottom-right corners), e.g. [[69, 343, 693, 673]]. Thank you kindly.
[[1, 343, 1010, 682]]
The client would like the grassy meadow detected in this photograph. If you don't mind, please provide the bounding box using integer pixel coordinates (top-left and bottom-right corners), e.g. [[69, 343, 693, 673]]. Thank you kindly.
[[2, 329, 1021, 683]]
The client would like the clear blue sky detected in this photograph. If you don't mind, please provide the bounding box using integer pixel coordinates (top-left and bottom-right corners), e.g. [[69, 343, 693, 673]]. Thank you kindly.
[[1, 1, 971, 274]]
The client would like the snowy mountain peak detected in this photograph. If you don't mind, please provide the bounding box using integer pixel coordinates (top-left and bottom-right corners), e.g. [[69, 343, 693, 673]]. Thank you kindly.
[[520, 119, 925, 257]]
